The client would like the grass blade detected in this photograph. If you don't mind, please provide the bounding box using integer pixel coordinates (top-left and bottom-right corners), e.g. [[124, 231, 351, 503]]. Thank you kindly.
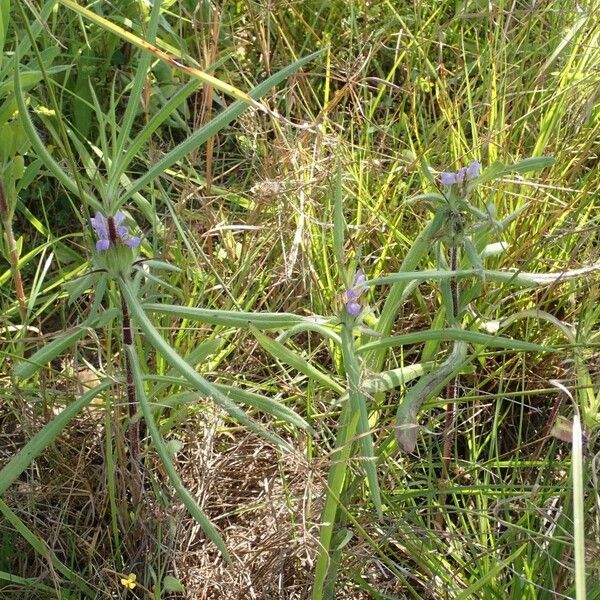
[[57, 0, 257, 107], [251, 326, 344, 394], [120, 49, 324, 203], [572, 409, 586, 600]]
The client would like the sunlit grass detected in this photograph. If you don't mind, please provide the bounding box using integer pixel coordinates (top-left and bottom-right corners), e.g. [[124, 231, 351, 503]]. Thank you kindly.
[[0, 1, 598, 598]]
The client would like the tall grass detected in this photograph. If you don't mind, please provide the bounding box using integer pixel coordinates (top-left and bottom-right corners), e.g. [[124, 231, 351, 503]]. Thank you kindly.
[[0, 1, 598, 598]]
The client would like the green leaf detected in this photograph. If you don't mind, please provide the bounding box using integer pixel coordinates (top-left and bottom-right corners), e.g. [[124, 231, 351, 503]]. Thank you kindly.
[[506, 156, 555, 174], [340, 323, 381, 517], [126, 344, 231, 563], [0, 381, 112, 495], [144, 302, 327, 330], [370, 210, 446, 371], [0, 0, 9, 55], [13, 309, 118, 380], [13, 49, 101, 211], [162, 575, 185, 593], [0, 498, 95, 596], [120, 49, 325, 204], [120, 280, 292, 450], [14, 329, 87, 381], [251, 326, 344, 394], [145, 378, 311, 431], [215, 384, 311, 431], [396, 342, 468, 452], [358, 328, 552, 355], [333, 163, 345, 276]]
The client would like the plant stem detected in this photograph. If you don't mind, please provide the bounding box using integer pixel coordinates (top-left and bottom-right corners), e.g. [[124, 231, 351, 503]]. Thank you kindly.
[[120, 292, 140, 464], [443, 246, 459, 475], [0, 180, 27, 322]]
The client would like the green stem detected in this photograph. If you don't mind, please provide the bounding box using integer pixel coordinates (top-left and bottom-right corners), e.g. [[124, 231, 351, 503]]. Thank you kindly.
[[0, 180, 27, 322], [370, 211, 445, 371]]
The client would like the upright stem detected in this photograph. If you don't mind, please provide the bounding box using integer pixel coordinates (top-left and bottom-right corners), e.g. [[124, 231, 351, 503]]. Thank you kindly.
[[443, 246, 459, 474], [0, 180, 27, 322], [120, 292, 140, 463]]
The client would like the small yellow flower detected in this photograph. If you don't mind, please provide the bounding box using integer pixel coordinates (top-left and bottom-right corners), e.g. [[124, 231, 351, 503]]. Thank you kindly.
[[120, 573, 137, 590]]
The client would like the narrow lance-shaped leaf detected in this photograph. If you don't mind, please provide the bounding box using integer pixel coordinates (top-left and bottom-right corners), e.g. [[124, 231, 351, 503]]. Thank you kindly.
[[119, 280, 292, 450], [251, 326, 344, 394], [120, 48, 324, 204], [126, 345, 231, 563], [14, 308, 119, 380], [144, 302, 328, 329], [333, 163, 345, 276], [396, 341, 468, 452], [357, 328, 552, 355], [0, 381, 112, 494], [370, 210, 447, 371], [340, 322, 382, 517], [312, 403, 361, 600]]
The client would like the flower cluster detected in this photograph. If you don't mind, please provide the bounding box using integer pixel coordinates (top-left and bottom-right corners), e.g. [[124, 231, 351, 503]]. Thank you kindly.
[[345, 270, 366, 317], [91, 211, 141, 252], [440, 160, 480, 187], [120, 573, 137, 590]]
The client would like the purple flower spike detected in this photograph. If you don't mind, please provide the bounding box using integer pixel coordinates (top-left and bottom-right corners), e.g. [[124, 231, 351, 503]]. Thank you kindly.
[[466, 160, 481, 180], [90, 210, 141, 251], [124, 236, 141, 248], [91, 212, 110, 251], [440, 160, 481, 187], [440, 171, 459, 186], [345, 269, 367, 317]]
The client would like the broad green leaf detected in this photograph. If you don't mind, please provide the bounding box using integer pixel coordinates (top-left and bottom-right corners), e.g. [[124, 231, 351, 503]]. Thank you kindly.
[[0, 66, 70, 96], [312, 404, 360, 600], [14, 328, 87, 380], [216, 384, 310, 431], [162, 575, 185, 594], [361, 363, 430, 394]]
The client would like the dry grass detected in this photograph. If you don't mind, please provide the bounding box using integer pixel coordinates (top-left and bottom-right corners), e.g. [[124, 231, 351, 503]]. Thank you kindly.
[[0, 385, 326, 598]]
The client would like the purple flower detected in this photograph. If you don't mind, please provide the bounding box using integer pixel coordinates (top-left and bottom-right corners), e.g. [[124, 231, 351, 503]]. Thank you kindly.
[[440, 160, 481, 186], [345, 269, 366, 317], [91, 211, 141, 252]]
